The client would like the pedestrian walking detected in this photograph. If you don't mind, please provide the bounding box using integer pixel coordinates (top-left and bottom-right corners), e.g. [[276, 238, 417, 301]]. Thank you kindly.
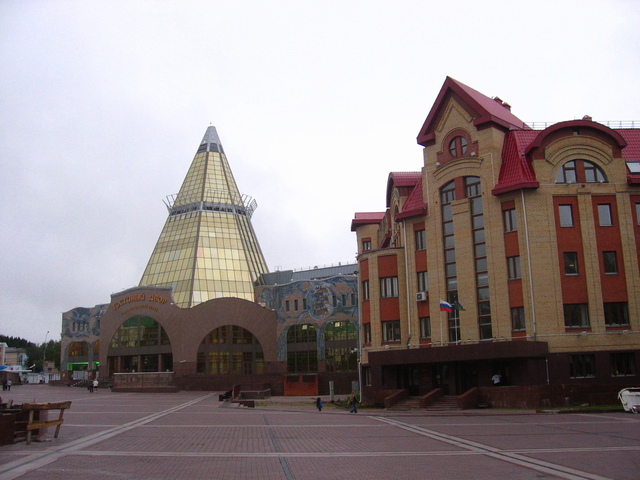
[[315, 397, 323, 412], [93, 379, 99, 392], [2, 379, 6, 391], [6, 379, 11, 391], [349, 392, 358, 413]]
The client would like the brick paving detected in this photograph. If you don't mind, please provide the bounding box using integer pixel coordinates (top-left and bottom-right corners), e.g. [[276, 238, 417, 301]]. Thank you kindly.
[[1, 385, 639, 479]]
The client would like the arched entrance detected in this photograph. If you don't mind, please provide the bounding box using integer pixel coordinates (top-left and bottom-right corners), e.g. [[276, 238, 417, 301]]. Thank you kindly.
[[107, 315, 173, 375], [197, 326, 264, 375]]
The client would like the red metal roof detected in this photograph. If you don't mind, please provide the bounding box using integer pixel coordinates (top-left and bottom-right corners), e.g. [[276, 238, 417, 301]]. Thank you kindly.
[[492, 130, 540, 195], [417, 77, 529, 146], [386, 172, 421, 207], [619, 129, 640, 183], [350, 212, 385, 231], [395, 176, 427, 220]]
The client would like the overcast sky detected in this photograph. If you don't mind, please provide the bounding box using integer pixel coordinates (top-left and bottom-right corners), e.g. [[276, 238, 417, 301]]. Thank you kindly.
[[1, 0, 639, 344]]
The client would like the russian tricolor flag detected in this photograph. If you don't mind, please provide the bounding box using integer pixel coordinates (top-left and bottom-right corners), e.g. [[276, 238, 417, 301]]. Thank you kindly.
[[439, 300, 453, 312]]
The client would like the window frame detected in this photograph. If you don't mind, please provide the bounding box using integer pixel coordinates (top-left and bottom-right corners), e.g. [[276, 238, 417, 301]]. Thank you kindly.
[[507, 256, 521, 280], [597, 204, 613, 226], [559, 204, 574, 227], [563, 252, 579, 275], [415, 229, 426, 251], [381, 320, 401, 342], [503, 208, 517, 233], [603, 251, 618, 274], [604, 302, 629, 326], [380, 276, 399, 298], [563, 303, 590, 328], [510, 306, 526, 331], [419, 316, 431, 339]]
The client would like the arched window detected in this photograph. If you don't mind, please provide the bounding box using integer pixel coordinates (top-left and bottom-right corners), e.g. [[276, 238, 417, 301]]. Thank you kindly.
[[556, 160, 607, 184], [449, 136, 468, 158], [197, 326, 264, 375], [324, 321, 357, 372], [286, 324, 317, 373]]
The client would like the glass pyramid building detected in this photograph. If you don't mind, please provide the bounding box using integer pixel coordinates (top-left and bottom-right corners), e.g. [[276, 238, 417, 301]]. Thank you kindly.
[[139, 126, 269, 307]]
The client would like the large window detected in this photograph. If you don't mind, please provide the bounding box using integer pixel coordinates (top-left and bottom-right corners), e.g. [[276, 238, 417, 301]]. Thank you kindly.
[[570, 354, 595, 378], [198, 326, 264, 375], [382, 320, 401, 342], [556, 160, 607, 184], [325, 321, 357, 372], [564, 304, 590, 328], [604, 302, 629, 326], [511, 307, 526, 331], [380, 276, 399, 298], [109, 316, 170, 349], [603, 251, 618, 274], [563, 252, 579, 275], [503, 208, 517, 233], [611, 352, 636, 377], [559, 204, 574, 227], [286, 324, 317, 374]]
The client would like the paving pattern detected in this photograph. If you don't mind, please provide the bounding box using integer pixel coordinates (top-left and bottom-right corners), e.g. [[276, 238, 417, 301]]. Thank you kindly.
[[1, 385, 639, 479]]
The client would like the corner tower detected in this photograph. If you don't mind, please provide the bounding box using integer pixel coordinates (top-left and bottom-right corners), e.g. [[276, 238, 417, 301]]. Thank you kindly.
[[139, 126, 269, 307]]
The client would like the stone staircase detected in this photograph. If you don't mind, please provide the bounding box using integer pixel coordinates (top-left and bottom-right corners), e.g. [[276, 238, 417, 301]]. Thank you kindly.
[[389, 395, 461, 411]]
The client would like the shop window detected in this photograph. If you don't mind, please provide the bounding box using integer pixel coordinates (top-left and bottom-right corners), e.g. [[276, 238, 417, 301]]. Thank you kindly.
[[611, 352, 635, 376]]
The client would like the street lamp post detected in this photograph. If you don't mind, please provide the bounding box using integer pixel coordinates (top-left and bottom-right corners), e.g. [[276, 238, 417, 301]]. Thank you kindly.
[[42, 330, 49, 382]]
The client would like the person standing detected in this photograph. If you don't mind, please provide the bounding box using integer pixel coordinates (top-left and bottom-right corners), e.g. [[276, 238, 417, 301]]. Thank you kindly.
[[349, 392, 358, 413], [93, 379, 99, 392], [6, 379, 11, 391], [315, 397, 323, 412], [491, 373, 502, 386]]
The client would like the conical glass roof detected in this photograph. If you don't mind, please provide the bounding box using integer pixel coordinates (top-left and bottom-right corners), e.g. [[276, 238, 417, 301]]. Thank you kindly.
[[139, 126, 269, 307]]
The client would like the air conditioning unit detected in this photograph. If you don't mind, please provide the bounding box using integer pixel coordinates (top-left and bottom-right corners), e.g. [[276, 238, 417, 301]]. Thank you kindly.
[[416, 292, 427, 302]]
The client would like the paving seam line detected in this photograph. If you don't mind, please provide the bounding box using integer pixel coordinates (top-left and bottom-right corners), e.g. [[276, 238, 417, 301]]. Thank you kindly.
[[0, 393, 216, 480], [372, 416, 612, 480]]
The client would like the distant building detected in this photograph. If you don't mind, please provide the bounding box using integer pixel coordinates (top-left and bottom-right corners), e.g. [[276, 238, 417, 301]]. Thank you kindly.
[[351, 77, 640, 406]]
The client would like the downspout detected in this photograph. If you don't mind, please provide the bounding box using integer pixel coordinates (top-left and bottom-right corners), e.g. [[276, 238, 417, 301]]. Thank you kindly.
[[403, 221, 412, 346], [521, 189, 537, 341]]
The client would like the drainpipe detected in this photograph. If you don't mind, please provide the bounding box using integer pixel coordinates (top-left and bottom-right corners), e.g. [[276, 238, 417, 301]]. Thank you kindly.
[[403, 221, 412, 346], [521, 190, 537, 341]]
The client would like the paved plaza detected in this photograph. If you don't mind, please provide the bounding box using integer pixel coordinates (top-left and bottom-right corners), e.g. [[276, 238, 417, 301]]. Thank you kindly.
[[1, 385, 639, 479]]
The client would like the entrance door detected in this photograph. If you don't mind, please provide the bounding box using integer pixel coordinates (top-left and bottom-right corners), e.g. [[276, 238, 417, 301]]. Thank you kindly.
[[399, 366, 420, 396], [433, 364, 449, 394]]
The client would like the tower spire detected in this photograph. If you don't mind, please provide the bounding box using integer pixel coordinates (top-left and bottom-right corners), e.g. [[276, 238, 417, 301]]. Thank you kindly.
[[139, 126, 269, 307]]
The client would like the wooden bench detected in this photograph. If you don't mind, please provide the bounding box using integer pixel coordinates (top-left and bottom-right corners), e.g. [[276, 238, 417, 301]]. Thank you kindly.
[[17, 401, 72, 444]]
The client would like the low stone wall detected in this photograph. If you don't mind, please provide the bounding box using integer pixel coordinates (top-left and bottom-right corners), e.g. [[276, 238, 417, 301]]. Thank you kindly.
[[479, 384, 623, 409]]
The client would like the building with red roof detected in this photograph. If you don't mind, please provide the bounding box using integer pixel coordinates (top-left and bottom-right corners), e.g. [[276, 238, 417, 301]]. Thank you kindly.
[[352, 77, 640, 408]]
